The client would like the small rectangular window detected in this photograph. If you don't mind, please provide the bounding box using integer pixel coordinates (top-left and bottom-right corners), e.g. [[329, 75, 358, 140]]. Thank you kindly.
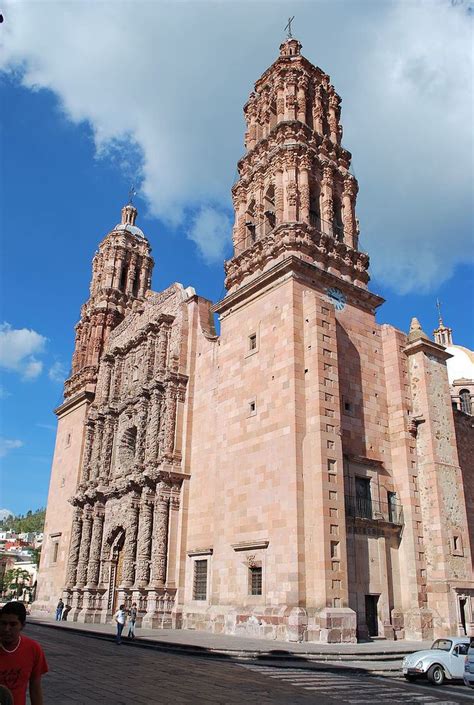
[[249, 400, 256, 415], [193, 559, 208, 600], [249, 566, 262, 595], [249, 334, 257, 351], [52, 542, 59, 564]]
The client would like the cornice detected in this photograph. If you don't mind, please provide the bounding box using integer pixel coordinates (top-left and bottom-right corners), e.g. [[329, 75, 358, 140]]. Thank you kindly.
[[214, 254, 383, 317], [55, 389, 94, 417]]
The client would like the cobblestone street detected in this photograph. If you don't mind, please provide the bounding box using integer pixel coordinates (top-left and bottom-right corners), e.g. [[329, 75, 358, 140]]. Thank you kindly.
[[26, 624, 472, 704]]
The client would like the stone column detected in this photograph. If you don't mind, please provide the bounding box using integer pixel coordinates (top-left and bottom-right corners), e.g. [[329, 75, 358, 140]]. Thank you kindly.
[[145, 335, 155, 381], [135, 490, 154, 587], [342, 178, 357, 249], [99, 414, 116, 482], [136, 399, 149, 465], [285, 157, 298, 222], [312, 85, 324, 135], [321, 165, 334, 236], [276, 82, 285, 123], [81, 422, 95, 483], [151, 491, 170, 586], [101, 360, 113, 403], [76, 505, 93, 588], [145, 389, 162, 464], [90, 418, 104, 481], [163, 391, 177, 457], [86, 506, 105, 587], [328, 93, 340, 144], [299, 163, 310, 223], [111, 356, 123, 401], [65, 506, 83, 588], [297, 80, 307, 123], [121, 494, 140, 588], [154, 326, 169, 376], [275, 168, 284, 224]]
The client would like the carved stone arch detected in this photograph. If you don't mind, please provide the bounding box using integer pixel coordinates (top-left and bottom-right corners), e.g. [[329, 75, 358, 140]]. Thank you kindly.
[[105, 525, 126, 560]]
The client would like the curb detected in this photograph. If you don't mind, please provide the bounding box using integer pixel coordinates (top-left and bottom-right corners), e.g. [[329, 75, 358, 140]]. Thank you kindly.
[[28, 620, 405, 676]]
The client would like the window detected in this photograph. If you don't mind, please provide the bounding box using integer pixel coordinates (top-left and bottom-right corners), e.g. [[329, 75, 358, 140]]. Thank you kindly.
[[249, 566, 262, 596], [249, 400, 256, 415], [65, 432, 71, 448], [119, 264, 128, 292], [355, 477, 372, 519], [460, 389, 472, 415], [387, 491, 397, 523], [52, 542, 59, 564], [193, 560, 208, 600], [249, 334, 257, 351]]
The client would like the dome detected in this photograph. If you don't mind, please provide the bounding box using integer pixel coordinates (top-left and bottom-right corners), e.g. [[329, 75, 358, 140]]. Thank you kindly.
[[114, 223, 146, 239], [445, 345, 474, 384]]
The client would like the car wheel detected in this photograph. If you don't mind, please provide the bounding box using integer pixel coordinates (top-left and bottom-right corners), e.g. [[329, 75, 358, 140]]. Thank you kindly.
[[427, 664, 445, 686], [404, 675, 417, 682]]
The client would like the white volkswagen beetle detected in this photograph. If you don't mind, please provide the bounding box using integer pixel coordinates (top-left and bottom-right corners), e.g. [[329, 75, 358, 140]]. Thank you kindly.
[[402, 637, 470, 685]]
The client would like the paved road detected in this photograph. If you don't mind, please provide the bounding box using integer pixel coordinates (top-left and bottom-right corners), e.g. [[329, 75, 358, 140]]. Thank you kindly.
[[25, 624, 472, 704]]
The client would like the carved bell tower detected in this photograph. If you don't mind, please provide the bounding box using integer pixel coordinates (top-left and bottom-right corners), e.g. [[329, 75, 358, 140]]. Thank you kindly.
[[64, 204, 154, 399], [225, 37, 369, 293]]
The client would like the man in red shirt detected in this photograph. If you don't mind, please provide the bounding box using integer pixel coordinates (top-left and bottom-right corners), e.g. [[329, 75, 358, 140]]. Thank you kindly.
[[0, 602, 48, 705]]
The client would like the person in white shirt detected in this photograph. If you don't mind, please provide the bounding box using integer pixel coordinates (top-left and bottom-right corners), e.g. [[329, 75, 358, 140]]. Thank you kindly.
[[114, 605, 127, 644]]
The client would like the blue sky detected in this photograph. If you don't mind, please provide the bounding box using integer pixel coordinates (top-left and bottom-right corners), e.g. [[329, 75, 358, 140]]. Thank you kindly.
[[0, 0, 473, 515]]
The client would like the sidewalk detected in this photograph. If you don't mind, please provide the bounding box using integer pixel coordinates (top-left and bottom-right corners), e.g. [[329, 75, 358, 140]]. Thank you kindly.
[[29, 617, 430, 675]]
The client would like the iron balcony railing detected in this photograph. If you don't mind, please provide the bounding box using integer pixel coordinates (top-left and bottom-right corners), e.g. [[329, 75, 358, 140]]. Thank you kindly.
[[345, 495, 404, 526]]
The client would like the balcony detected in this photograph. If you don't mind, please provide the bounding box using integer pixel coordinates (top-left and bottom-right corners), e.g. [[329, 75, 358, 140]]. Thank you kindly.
[[345, 495, 404, 527]]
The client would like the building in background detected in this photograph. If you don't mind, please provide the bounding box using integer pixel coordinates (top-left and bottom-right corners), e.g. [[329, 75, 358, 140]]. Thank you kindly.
[[33, 37, 473, 642]]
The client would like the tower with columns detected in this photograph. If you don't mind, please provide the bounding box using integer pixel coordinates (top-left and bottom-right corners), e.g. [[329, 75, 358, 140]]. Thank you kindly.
[[35, 37, 473, 642]]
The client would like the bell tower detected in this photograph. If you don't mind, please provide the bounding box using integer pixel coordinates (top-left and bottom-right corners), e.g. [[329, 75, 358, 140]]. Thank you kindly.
[[225, 37, 368, 293], [65, 204, 154, 399]]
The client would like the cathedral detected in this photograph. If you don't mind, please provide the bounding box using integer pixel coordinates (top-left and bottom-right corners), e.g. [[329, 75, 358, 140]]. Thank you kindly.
[[34, 37, 473, 643]]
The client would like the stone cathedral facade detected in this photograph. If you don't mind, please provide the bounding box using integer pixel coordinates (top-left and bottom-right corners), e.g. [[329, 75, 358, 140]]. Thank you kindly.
[[34, 38, 473, 643]]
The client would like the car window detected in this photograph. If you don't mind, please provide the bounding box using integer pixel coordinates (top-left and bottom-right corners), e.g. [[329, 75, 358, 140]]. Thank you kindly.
[[431, 639, 452, 651], [458, 644, 469, 655]]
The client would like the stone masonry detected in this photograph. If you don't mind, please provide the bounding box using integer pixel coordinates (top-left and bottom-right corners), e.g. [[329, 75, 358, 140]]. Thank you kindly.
[[34, 37, 473, 643]]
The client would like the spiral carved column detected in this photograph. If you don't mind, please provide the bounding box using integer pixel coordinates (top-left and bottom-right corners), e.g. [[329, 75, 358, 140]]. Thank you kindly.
[[135, 491, 154, 586], [121, 495, 140, 587], [65, 507, 83, 588], [151, 492, 170, 586], [86, 507, 105, 587], [76, 505, 93, 587]]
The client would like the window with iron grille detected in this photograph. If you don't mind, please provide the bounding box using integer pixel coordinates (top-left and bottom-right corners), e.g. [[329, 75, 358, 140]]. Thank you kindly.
[[249, 566, 262, 595], [193, 559, 208, 600]]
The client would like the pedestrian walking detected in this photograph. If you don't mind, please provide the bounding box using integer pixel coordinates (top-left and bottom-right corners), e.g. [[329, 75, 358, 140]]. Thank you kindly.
[[55, 598, 64, 621], [0, 601, 48, 705], [127, 603, 137, 639], [114, 604, 127, 644]]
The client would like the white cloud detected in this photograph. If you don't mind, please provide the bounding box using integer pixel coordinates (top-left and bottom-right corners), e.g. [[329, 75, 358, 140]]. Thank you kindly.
[[48, 360, 66, 383], [0, 437, 24, 458], [187, 207, 232, 264], [0, 0, 472, 290], [0, 323, 47, 380]]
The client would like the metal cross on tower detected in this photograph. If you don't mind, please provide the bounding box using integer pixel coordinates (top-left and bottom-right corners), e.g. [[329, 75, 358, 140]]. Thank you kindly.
[[284, 16, 295, 39], [436, 298, 443, 325], [128, 184, 137, 205]]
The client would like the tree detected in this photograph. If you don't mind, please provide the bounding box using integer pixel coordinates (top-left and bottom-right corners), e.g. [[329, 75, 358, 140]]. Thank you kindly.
[[3, 568, 31, 598]]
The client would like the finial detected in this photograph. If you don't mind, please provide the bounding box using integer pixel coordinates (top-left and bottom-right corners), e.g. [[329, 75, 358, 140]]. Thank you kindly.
[[436, 298, 443, 326], [408, 317, 429, 342], [284, 16, 295, 39], [128, 184, 137, 205]]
